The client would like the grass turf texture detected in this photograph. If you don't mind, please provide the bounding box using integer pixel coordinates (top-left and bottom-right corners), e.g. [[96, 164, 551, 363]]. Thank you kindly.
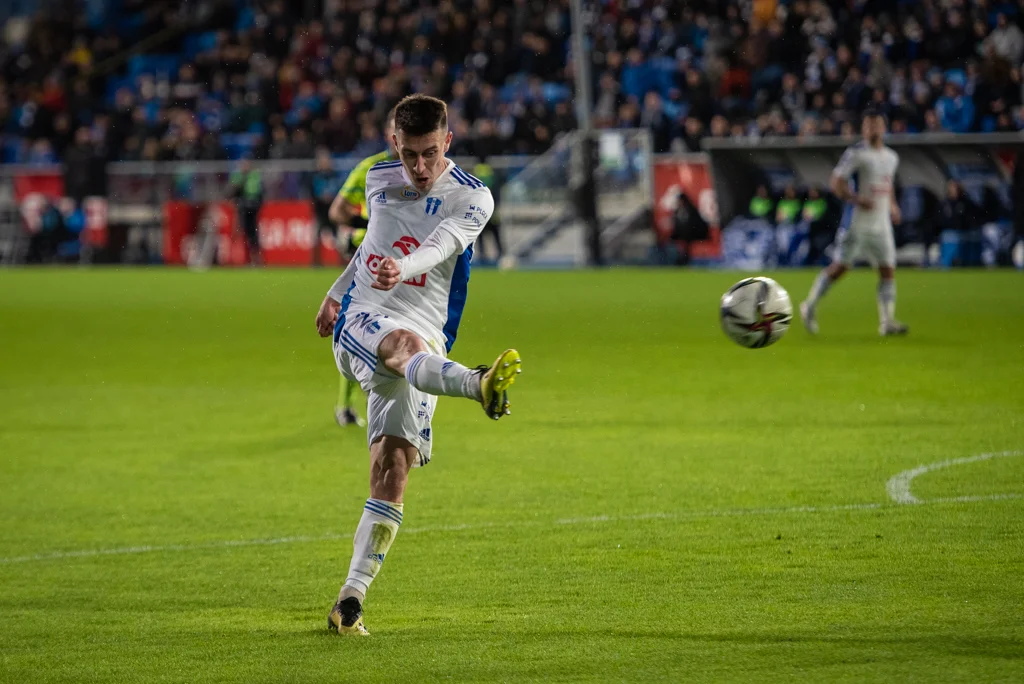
[[0, 268, 1022, 683]]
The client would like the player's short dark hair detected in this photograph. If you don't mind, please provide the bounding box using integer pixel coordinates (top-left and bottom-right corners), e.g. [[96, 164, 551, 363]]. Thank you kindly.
[[394, 95, 448, 136], [862, 106, 887, 123], [386, 105, 397, 127]]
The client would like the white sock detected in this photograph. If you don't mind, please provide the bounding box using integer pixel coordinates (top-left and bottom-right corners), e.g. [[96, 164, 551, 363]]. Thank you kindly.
[[877, 279, 896, 326], [805, 270, 833, 313], [405, 352, 482, 401], [340, 499, 403, 603]]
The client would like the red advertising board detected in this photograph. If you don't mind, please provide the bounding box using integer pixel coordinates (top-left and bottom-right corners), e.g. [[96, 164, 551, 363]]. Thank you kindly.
[[257, 201, 341, 267], [163, 201, 247, 266], [14, 172, 64, 201], [653, 158, 721, 259], [162, 200, 341, 266]]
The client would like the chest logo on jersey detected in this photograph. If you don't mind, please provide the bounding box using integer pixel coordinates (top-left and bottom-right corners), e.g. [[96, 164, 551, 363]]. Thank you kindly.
[[365, 235, 427, 288], [401, 186, 421, 200], [374, 192, 387, 205], [425, 197, 442, 215]]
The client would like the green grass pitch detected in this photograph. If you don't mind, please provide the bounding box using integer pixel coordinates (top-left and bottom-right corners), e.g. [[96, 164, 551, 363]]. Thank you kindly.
[[1, 267, 1022, 683]]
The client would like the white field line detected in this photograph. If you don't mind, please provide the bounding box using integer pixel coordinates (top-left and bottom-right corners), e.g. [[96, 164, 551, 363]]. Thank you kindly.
[[885, 451, 1023, 504], [1, 493, 1019, 567]]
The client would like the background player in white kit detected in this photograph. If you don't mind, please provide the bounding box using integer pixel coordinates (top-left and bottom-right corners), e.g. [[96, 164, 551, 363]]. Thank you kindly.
[[800, 108, 909, 337], [314, 95, 521, 635]]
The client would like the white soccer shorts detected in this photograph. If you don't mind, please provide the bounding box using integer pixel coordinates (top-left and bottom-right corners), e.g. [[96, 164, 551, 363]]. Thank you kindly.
[[333, 310, 438, 466], [833, 226, 896, 268]]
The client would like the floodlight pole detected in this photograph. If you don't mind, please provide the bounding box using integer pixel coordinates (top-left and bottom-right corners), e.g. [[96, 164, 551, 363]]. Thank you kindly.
[[570, 0, 603, 266]]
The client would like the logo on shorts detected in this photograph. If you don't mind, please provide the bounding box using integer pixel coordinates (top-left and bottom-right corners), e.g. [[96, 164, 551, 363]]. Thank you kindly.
[[417, 401, 431, 420], [419, 427, 432, 441]]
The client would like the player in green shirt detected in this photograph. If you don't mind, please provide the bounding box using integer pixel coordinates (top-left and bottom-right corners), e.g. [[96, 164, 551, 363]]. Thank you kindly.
[[327, 109, 396, 427]]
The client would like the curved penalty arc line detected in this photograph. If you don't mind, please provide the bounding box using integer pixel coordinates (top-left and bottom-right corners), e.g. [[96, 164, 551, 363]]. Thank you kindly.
[[885, 450, 1023, 505]]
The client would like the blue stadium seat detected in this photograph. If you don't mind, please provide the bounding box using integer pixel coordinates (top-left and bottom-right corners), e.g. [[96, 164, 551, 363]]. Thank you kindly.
[[221, 133, 259, 160], [128, 54, 181, 80], [542, 83, 570, 104]]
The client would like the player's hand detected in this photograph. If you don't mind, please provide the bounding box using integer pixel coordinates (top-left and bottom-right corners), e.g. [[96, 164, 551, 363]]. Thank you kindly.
[[372, 257, 402, 291], [890, 203, 902, 224], [855, 196, 875, 210], [315, 296, 341, 337]]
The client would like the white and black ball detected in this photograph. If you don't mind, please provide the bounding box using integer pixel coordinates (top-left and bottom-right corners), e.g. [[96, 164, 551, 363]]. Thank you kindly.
[[720, 277, 793, 349]]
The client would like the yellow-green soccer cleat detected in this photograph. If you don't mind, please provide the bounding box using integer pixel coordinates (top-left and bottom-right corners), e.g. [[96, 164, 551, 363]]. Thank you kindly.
[[327, 597, 370, 636], [478, 349, 522, 420]]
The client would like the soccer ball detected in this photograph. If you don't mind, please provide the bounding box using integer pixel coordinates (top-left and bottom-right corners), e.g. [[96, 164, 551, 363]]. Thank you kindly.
[[720, 277, 793, 349]]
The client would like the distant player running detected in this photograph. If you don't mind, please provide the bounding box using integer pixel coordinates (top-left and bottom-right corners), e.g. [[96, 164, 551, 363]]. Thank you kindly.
[[315, 95, 521, 635], [327, 108, 397, 427], [800, 108, 909, 337]]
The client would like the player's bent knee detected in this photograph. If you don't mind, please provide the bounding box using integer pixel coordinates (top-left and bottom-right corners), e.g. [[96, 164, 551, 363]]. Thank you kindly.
[[378, 330, 429, 376]]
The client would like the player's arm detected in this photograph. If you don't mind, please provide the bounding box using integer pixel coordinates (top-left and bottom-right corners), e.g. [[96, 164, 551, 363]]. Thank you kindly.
[[373, 191, 493, 291], [329, 161, 368, 225], [830, 148, 873, 210], [315, 250, 360, 337], [328, 191, 360, 226]]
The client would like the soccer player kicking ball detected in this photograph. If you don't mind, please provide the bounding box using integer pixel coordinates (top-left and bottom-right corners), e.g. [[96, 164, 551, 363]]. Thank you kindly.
[[314, 95, 521, 635], [800, 107, 909, 337]]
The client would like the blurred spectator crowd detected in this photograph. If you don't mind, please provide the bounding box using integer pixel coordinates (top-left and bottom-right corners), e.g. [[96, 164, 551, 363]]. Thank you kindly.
[[3, 0, 1024, 165], [0, 0, 576, 164]]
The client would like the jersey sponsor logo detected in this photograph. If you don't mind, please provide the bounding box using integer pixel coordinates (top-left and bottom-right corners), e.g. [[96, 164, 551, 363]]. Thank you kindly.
[[365, 236, 428, 287], [365, 252, 384, 274], [401, 187, 421, 200], [393, 236, 427, 287], [425, 197, 442, 215], [374, 192, 387, 205]]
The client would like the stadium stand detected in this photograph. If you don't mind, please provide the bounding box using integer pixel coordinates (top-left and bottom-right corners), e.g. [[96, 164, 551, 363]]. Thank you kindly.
[[3, 0, 1024, 164]]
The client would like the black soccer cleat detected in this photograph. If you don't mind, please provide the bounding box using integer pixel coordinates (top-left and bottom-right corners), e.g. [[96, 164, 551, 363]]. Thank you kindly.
[[327, 596, 369, 636]]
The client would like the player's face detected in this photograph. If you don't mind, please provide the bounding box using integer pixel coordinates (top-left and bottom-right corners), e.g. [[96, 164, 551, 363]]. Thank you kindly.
[[862, 115, 886, 144], [395, 128, 453, 191]]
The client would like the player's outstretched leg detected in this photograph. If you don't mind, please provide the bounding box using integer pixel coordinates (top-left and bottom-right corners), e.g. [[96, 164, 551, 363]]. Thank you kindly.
[[876, 268, 908, 336], [800, 264, 846, 334], [328, 435, 417, 636], [404, 348, 521, 420]]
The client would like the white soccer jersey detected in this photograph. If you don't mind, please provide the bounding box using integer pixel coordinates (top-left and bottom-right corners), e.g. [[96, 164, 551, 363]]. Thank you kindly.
[[332, 159, 493, 354], [832, 142, 900, 234]]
